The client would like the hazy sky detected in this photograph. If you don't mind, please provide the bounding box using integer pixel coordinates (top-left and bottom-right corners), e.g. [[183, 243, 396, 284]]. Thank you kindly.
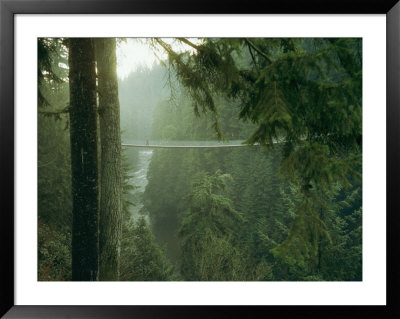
[[116, 39, 158, 79], [116, 38, 200, 79]]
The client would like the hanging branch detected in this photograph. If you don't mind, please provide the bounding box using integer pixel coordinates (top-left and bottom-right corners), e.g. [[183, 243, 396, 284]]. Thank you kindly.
[[176, 38, 201, 51], [244, 38, 272, 64], [247, 42, 258, 67]]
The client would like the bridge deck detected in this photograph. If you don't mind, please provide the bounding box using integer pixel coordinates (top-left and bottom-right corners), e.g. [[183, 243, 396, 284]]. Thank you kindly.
[[122, 143, 260, 148]]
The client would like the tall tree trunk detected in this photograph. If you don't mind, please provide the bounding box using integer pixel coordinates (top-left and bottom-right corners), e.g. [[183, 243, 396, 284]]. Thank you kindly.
[[68, 38, 99, 281], [95, 38, 122, 281]]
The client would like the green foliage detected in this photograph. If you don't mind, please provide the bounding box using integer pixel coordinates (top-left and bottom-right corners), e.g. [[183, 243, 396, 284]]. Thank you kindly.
[[38, 38, 363, 282], [179, 171, 247, 280], [38, 85, 71, 228], [319, 196, 362, 281], [157, 38, 362, 280], [142, 59, 362, 280], [38, 221, 71, 280], [162, 37, 362, 192], [120, 152, 174, 281], [271, 183, 362, 280], [120, 217, 174, 281], [38, 39, 72, 281], [186, 170, 238, 219], [38, 38, 68, 108]]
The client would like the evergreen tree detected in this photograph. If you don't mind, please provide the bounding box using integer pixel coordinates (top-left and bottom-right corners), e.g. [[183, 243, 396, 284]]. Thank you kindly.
[[37, 37, 363, 282], [38, 38, 66, 107], [270, 182, 362, 280], [95, 38, 123, 281], [38, 38, 72, 281], [158, 38, 362, 271], [68, 38, 99, 281], [178, 170, 245, 280], [120, 217, 174, 281]]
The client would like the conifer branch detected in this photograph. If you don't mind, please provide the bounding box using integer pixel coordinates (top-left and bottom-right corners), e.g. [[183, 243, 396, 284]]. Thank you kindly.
[[244, 39, 272, 64], [247, 43, 258, 66], [176, 38, 201, 51]]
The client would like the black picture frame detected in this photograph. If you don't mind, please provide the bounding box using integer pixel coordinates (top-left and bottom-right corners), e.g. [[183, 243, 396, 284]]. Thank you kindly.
[[1, 0, 399, 318]]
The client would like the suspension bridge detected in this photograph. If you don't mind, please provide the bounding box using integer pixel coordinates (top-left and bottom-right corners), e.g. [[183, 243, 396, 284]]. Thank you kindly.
[[121, 140, 262, 149]]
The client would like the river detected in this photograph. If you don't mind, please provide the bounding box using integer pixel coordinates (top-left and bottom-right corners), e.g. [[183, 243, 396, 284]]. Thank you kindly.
[[126, 149, 153, 223]]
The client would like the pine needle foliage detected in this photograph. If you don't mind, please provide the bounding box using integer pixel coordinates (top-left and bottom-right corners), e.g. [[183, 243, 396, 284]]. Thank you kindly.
[[38, 39, 72, 280], [159, 37, 361, 186], [159, 38, 362, 268], [178, 170, 245, 280], [120, 217, 174, 281], [38, 38, 68, 108], [271, 181, 361, 279]]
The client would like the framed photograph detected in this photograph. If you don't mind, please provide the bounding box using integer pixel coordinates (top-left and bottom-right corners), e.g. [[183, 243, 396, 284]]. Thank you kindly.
[[1, 0, 399, 318]]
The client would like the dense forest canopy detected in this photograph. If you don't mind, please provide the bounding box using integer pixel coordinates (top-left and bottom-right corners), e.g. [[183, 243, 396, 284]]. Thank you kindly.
[[38, 37, 362, 281]]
